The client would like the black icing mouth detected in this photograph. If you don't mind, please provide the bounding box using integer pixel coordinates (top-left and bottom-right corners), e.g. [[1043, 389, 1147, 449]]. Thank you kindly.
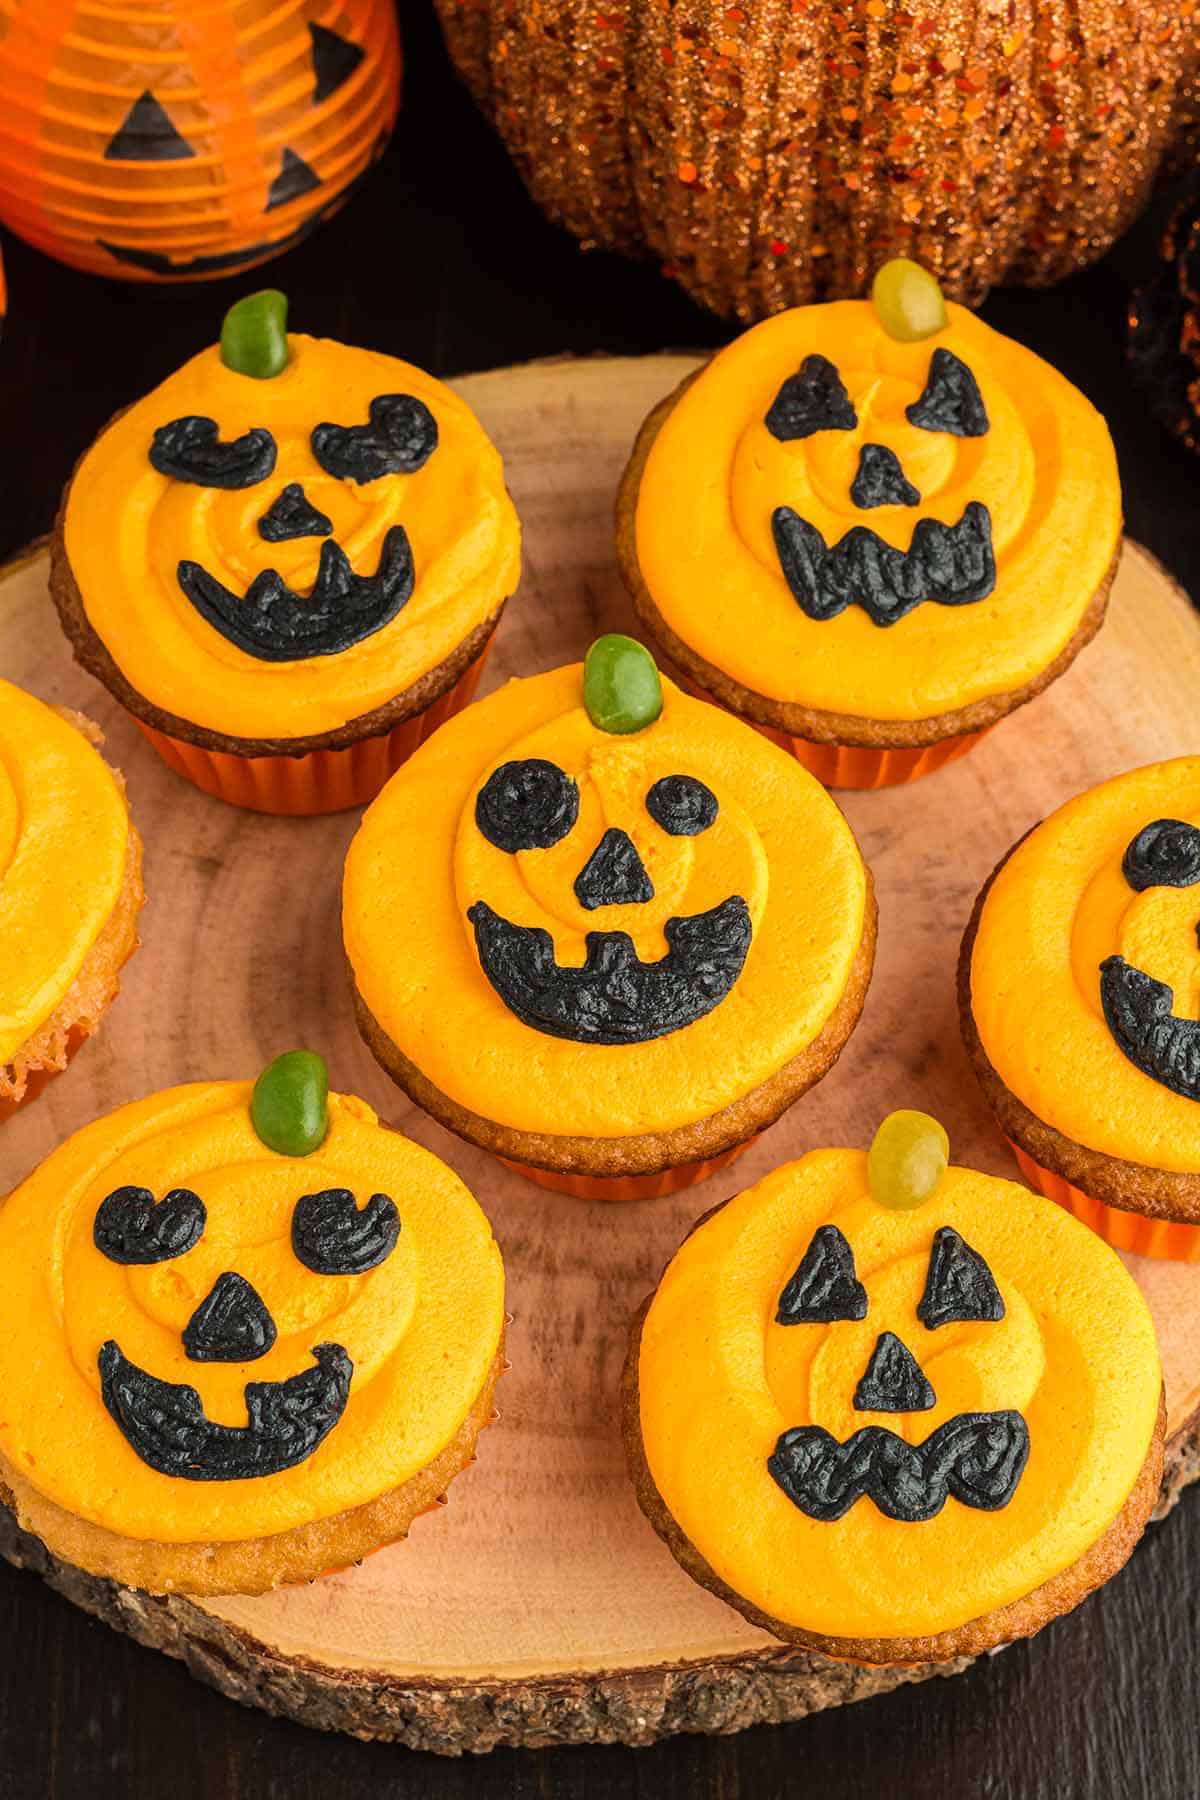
[[772, 500, 996, 627], [1100, 955, 1200, 1101], [98, 1339, 353, 1481], [177, 524, 414, 661], [466, 895, 752, 1045], [768, 1411, 1030, 1522]]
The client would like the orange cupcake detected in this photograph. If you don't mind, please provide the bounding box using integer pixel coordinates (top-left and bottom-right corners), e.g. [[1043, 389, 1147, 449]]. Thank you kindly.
[[0, 676, 143, 1117], [0, 1058, 506, 1596], [343, 636, 875, 1200], [962, 756, 1200, 1261], [617, 260, 1120, 789], [50, 292, 521, 816], [624, 1114, 1163, 1663]]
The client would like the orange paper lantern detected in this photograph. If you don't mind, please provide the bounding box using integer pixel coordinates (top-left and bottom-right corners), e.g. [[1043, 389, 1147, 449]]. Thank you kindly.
[[0, 1, 401, 282]]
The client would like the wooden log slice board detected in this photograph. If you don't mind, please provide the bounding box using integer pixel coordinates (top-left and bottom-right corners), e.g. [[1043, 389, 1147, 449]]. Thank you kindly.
[[2, 355, 1200, 1757]]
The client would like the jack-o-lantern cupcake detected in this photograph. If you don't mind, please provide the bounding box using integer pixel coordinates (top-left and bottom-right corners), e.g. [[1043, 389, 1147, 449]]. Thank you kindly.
[[0, 1054, 506, 1596], [962, 756, 1200, 1261], [0, 677, 143, 1118], [623, 1112, 1164, 1663], [50, 291, 521, 816], [343, 636, 876, 1200], [617, 260, 1121, 790]]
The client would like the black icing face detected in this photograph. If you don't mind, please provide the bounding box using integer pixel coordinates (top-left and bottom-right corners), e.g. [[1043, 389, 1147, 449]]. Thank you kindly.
[[1100, 818, 1200, 1102], [147, 392, 437, 662], [768, 1223, 1028, 1522], [466, 759, 752, 1045], [92, 1183, 400, 1481], [765, 348, 997, 628]]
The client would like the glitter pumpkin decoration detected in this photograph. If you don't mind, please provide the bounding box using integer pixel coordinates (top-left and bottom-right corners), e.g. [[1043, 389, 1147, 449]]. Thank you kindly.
[[1129, 181, 1200, 457], [433, 0, 1200, 320], [0, 1, 401, 283]]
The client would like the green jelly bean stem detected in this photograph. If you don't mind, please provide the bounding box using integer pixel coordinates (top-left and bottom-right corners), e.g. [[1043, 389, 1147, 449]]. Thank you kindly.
[[583, 634, 663, 735], [220, 289, 289, 379], [251, 1049, 329, 1156]]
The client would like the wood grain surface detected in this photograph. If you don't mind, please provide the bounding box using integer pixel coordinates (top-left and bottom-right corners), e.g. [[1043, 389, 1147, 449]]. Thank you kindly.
[[1, 353, 1199, 1755]]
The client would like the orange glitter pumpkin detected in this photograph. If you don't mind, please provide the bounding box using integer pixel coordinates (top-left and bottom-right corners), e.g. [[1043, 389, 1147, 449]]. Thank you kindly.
[[434, 0, 1200, 319], [0, 1, 401, 282]]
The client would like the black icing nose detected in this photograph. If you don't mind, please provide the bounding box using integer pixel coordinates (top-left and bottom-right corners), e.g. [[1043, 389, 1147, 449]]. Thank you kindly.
[[573, 828, 655, 911], [852, 1331, 936, 1413], [257, 481, 333, 544], [183, 1271, 278, 1363]]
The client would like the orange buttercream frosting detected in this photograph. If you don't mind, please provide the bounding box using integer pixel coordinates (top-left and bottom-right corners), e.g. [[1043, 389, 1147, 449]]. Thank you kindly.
[[634, 301, 1120, 721], [0, 678, 130, 1069], [0, 1083, 505, 1543], [343, 665, 869, 1138], [63, 335, 521, 740], [971, 756, 1200, 1172], [637, 1150, 1160, 1639]]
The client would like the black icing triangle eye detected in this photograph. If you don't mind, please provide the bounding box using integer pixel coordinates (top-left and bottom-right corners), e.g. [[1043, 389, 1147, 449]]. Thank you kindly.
[[853, 1332, 935, 1412], [310, 21, 366, 103], [777, 1224, 868, 1324], [476, 758, 579, 853], [94, 1186, 206, 1264], [850, 444, 921, 510], [105, 90, 196, 163], [917, 1227, 1004, 1329], [766, 355, 857, 441], [1122, 818, 1200, 891], [183, 1272, 277, 1363], [646, 774, 718, 836], [311, 394, 438, 483], [267, 147, 321, 211], [151, 416, 277, 489], [292, 1189, 401, 1276], [906, 349, 989, 437]]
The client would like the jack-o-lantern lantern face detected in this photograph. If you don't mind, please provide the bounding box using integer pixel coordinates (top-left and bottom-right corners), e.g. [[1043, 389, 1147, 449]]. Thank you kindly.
[[0, 10, 401, 283], [62, 333, 520, 742], [0, 1084, 504, 1542], [970, 757, 1200, 1174], [344, 662, 870, 1142], [633, 300, 1120, 723], [633, 1148, 1161, 1642]]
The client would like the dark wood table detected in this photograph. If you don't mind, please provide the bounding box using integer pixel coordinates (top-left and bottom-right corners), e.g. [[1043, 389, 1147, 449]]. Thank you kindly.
[[1, 6, 1198, 1795]]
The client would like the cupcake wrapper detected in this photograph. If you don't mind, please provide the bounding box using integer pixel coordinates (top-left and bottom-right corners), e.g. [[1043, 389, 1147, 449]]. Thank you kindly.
[[1008, 1140, 1200, 1263], [679, 678, 988, 789], [496, 1137, 757, 1202], [0, 1024, 89, 1122], [132, 638, 494, 817]]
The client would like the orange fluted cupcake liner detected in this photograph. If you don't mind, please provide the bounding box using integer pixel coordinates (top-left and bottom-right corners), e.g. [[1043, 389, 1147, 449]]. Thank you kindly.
[[133, 642, 493, 816], [678, 678, 989, 789], [497, 1136, 758, 1201], [1007, 1140, 1200, 1262]]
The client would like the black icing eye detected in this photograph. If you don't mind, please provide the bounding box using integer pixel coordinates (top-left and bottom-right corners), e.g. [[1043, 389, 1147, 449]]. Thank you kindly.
[[311, 393, 438, 483], [776, 1224, 868, 1325], [646, 774, 719, 837], [149, 415, 277, 488], [916, 1227, 1004, 1330], [765, 354, 857, 442], [1122, 818, 1200, 892], [905, 349, 989, 438], [476, 758, 580, 853], [292, 1189, 401, 1276], [94, 1186, 206, 1265]]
